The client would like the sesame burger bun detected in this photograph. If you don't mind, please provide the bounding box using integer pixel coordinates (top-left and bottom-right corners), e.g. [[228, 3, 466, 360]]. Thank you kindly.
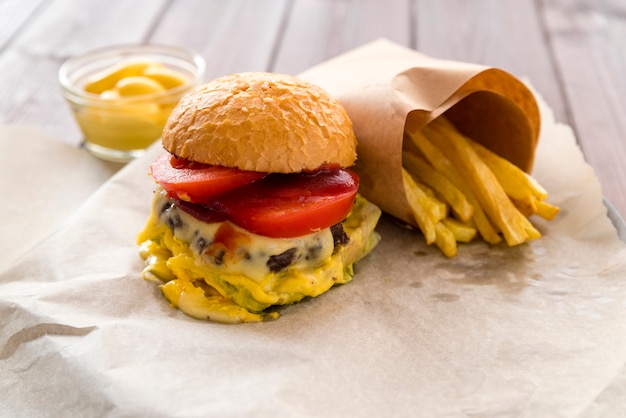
[[161, 72, 358, 173]]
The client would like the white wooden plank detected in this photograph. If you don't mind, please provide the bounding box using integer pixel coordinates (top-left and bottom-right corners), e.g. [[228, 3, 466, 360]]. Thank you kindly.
[[12, 0, 168, 57], [541, 0, 626, 217], [274, 0, 412, 75], [0, 0, 44, 51], [150, 0, 290, 81], [414, 0, 568, 124]]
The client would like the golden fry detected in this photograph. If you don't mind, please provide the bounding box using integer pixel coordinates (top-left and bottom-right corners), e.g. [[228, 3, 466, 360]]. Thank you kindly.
[[469, 137, 548, 201], [511, 196, 537, 217], [442, 218, 477, 243], [406, 129, 502, 244], [403, 150, 474, 222], [467, 124, 560, 222], [535, 200, 560, 220], [517, 213, 542, 241], [424, 119, 529, 246], [434, 222, 457, 258], [402, 168, 443, 244], [401, 115, 558, 257]]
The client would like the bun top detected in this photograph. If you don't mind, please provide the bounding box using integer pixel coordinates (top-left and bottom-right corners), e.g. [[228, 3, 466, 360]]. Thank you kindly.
[[161, 72, 357, 173]]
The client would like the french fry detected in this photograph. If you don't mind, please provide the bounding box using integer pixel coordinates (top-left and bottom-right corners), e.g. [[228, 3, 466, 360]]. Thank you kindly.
[[424, 120, 530, 246], [435, 117, 560, 222], [403, 166, 460, 256], [516, 212, 542, 241], [407, 173, 448, 220], [467, 134, 548, 201], [402, 114, 558, 257], [536, 200, 560, 220], [403, 150, 474, 222], [469, 128, 560, 222], [406, 129, 502, 244], [434, 222, 457, 258], [442, 218, 477, 243], [511, 196, 537, 217], [402, 167, 444, 244]]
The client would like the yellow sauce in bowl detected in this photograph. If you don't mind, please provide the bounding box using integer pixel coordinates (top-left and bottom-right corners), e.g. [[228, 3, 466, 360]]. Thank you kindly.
[[76, 60, 189, 153], [59, 45, 205, 162]]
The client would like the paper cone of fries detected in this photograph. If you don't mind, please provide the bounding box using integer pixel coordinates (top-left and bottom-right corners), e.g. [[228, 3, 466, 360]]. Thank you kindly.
[[300, 39, 549, 255]]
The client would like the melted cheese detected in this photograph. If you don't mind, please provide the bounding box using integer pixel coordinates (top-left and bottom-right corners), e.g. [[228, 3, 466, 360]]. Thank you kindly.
[[137, 187, 381, 323], [145, 188, 336, 283]]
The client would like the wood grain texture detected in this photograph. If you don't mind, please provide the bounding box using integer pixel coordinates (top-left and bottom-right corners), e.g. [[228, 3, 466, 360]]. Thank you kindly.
[[0, 0, 43, 51], [273, 0, 412, 75], [540, 0, 626, 218], [414, 0, 567, 123], [150, 0, 290, 80]]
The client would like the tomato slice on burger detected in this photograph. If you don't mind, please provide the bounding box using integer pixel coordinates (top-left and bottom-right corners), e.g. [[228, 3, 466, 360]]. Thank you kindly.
[[150, 153, 266, 203], [218, 169, 360, 238], [153, 152, 360, 238]]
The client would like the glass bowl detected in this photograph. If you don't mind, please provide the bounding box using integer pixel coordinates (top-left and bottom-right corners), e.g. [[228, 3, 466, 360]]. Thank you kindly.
[[59, 44, 205, 163]]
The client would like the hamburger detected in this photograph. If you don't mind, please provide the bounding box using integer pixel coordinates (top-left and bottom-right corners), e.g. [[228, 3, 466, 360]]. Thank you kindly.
[[137, 72, 381, 323]]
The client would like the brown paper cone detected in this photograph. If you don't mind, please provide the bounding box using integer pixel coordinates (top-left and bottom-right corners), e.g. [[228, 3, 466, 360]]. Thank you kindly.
[[300, 39, 540, 227]]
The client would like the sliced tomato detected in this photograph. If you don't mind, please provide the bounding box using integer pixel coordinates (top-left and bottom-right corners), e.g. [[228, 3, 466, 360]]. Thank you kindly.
[[150, 153, 266, 203], [217, 169, 359, 238]]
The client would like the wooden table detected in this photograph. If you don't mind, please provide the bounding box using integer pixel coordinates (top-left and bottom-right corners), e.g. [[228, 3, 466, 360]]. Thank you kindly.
[[2, 0, 625, 221]]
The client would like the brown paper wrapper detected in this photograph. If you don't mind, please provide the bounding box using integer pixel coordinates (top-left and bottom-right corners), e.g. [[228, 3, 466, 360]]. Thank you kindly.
[[300, 39, 540, 227]]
